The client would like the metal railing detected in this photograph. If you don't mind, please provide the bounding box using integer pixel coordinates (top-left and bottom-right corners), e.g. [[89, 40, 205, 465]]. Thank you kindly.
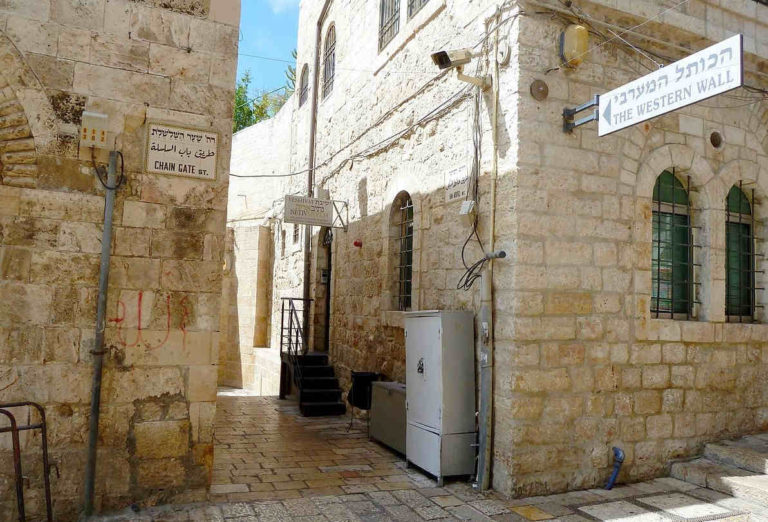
[[280, 298, 312, 400]]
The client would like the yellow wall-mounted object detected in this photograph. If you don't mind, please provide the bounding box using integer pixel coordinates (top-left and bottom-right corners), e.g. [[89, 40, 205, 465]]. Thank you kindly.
[[559, 24, 589, 67], [80, 111, 109, 149]]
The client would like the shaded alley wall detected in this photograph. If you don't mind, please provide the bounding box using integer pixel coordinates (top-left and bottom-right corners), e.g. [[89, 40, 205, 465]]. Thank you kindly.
[[0, 0, 239, 518]]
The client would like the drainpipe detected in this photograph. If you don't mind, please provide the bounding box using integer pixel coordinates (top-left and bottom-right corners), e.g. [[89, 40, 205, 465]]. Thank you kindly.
[[83, 150, 119, 516], [303, 0, 333, 347], [475, 10, 501, 492]]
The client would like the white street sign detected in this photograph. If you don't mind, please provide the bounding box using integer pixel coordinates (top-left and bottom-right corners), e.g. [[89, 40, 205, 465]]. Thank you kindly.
[[599, 34, 743, 136], [284, 195, 334, 227]]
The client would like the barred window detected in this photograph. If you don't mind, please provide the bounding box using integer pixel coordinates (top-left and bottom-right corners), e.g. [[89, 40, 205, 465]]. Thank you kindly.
[[322, 25, 336, 99], [726, 184, 756, 321], [652, 170, 696, 318], [408, 0, 429, 17], [293, 223, 300, 244], [393, 192, 414, 311], [379, 0, 400, 50], [298, 64, 309, 107]]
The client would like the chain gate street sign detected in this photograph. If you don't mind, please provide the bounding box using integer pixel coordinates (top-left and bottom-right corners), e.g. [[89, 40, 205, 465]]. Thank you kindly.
[[563, 34, 743, 135]]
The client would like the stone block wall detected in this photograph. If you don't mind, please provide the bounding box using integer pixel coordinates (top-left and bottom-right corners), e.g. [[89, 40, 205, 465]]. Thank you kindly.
[[0, 0, 239, 518], [493, 0, 768, 498]]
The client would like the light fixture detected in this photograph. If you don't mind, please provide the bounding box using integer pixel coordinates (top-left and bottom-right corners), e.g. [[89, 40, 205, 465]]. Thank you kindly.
[[559, 24, 589, 68]]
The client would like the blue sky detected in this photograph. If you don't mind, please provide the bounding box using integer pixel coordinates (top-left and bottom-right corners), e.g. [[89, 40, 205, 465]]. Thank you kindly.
[[236, 0, 300, 97]]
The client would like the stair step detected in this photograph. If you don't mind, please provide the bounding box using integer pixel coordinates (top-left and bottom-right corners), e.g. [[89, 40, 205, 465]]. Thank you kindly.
[[301, 388, 343, 403], [300, 401, 346, 417], [296, 352, 329, 366], [706, 435, 768, 474], [300, 376, 339, 389], [300, 365, 335, 377], [671, 458, 768, 506]]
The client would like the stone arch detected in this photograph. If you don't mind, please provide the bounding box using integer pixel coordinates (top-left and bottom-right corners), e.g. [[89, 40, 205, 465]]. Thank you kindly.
[[0, 29, 59, 188], [634, 144, 719, 321]]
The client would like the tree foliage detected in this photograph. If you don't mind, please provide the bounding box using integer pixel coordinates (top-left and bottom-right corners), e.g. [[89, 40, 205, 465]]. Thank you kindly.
[[232, 52, 299, 132]]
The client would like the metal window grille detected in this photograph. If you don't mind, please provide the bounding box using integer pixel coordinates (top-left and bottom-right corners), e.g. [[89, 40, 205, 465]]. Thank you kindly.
[[293, 223, 300, 244], [725, 182, 761, 321], [396, 196, 414, 311], [298, 65, 309, 107], [651, 169, 699, 319], [322, 25, 336, 99], [379, 0, 400, 50], [754, 0, 768, 6], [408, 0, 429, 17], [281, 229, 286, 258]]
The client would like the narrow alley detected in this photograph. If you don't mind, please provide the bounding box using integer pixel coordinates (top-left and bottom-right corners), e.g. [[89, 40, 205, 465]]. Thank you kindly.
[[93, 390, 768, 521]]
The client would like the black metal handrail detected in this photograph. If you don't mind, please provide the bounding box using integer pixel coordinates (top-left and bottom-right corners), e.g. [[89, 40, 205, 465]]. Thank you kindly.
[[280, 298, 312, 400]]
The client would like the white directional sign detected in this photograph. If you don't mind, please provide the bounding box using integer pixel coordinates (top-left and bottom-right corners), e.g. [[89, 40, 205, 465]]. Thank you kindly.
[[284, 195, 334, 227], [599, 34, 743, 136]]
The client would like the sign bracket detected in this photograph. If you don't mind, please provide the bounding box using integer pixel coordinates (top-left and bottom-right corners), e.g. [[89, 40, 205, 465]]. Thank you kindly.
[[332, 200, 348, 231], [563, 95, 600, 133]]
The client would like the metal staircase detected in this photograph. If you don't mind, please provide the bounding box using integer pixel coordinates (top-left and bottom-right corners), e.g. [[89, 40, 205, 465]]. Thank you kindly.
[[279, 298, 345, 417]]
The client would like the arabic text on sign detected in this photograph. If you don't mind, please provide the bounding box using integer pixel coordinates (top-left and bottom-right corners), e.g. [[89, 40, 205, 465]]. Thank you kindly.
[[146, 123, 218, 180]]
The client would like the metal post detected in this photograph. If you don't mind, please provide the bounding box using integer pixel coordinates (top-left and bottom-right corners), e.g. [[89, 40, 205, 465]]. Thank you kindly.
[[83, 151, 118, 517], [0, 409, 24, 521]]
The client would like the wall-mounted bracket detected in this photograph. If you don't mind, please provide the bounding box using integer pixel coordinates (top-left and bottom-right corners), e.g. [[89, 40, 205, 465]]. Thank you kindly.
[[332, 200, 348, 231], [563, 94, 600, 133]]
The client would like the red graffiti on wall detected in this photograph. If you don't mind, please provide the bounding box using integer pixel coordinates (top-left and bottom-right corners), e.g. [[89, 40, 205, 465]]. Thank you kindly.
[[108, 291, 189, 350]]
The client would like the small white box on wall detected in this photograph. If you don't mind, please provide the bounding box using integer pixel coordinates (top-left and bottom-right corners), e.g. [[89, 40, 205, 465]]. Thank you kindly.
[[80, 111, 109, 149]]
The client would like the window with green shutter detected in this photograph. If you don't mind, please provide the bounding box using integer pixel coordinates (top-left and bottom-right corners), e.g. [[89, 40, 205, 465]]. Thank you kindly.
[[652, 170, 695, 318], [726, 184, 755, 321]]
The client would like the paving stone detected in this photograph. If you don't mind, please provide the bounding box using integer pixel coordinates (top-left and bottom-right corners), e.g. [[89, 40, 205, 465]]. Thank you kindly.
[[366, 491, 400, 506], [413, 503, 451, 520], [637, 492, 732, 518], [448, 504, 495, 521], [510, 505, 555, 520], [383, 504, 426, 522], [432, 495, 465, 507], [578, 500, 665, 522], [221, 502, 255, 517], [468, 499, 510, 515], [283, 498, 322, 516], [345, 501, 383, 515]]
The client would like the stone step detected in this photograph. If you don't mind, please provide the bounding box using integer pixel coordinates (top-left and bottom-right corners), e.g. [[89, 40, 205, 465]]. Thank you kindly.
[[296, 352, 329, 366], [671, 458, 768, 507], [300, 401, 346, 417], [706, 435, 768, 474], [301, 388, 342, 403], [299, 376, 339, 390], [300, 365, 335, 377]]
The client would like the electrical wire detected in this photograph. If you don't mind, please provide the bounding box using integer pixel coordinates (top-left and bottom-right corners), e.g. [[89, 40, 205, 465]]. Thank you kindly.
[[91, 148, 125, 190]]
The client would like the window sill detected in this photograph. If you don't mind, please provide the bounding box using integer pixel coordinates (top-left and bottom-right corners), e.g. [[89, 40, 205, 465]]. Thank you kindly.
[[374, 0, 446, 76], [639, 317, 768, 343]]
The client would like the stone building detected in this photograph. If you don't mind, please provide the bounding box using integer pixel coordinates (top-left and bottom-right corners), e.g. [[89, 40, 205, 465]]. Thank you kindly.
[[228, 0, 768, 501], [0, 0, 239, 518]]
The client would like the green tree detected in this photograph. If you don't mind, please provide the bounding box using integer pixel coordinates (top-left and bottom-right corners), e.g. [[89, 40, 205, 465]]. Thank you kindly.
[[232, 61, 296, 132], [285, 49, 297, 94], [233, 70, 256, 132]]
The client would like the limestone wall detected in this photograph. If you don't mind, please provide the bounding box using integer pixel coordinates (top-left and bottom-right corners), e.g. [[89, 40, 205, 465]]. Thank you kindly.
[[0, 0, 239, 518], [496, 0, 768, 498]]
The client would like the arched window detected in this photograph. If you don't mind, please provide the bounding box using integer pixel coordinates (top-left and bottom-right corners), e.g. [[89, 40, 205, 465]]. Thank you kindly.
[[726, 183, 755, 321], [652, 170, 694, 318], [322, 25, 336, 99], [298, 64, 309, 107], [408, 0, 429, 18], [391, 192, 414, 311], [379, 0, 400, 50]]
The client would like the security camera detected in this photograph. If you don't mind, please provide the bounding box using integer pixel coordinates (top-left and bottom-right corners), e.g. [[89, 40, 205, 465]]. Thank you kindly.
[[431, 48, 474, 70]]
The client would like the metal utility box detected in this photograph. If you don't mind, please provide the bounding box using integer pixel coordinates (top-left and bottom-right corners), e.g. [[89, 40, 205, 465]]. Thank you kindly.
[[370, 381, 406, 454], [405, 310, 476, 485]]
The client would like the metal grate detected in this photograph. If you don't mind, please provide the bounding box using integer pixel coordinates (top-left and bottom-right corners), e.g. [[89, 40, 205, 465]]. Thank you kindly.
[[408, 0, 429, 17], [651, 169, 699, 319], [293, 223, 300, 244], [322, 25, 336, 99], [379, 0, 400, 50], [725, 182, 761, 321], [299, 65, 309, 107], [396, 195, 414, 311]]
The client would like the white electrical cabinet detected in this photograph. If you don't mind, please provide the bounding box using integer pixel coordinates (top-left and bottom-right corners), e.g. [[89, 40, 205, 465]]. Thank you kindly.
[[405, 310, 475, 485]]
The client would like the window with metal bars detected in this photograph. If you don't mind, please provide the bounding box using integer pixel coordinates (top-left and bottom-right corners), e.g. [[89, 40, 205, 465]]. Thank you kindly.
[[726, 183, 757, 321], [651, 170, 697, 319], [408, 0, 429, 17], [379, 0, 400, 50], [395, 193, 414, 311], [322, 25, 336, 99], [298, 64, 309, 107], [293, 223, 300, 244]]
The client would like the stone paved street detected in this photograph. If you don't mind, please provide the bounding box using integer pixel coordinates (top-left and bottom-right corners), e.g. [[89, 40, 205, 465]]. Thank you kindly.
[[92, 389, 768, 521]]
